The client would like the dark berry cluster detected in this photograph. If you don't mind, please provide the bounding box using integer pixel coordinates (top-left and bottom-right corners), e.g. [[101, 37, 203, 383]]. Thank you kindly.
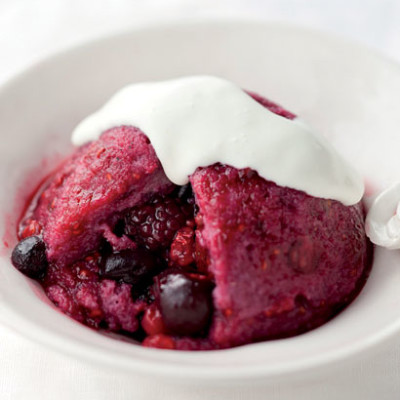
[[124, 194, 194, 251]]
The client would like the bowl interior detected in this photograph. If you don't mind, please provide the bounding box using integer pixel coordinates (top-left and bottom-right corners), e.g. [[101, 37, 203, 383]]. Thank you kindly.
[[1, 20, 400, 382]]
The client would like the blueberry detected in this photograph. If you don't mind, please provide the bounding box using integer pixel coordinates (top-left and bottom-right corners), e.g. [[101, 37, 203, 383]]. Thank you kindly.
[[154, 271, 214, 336], [100, 248, 160, 286], [11, 236, 48, 279]]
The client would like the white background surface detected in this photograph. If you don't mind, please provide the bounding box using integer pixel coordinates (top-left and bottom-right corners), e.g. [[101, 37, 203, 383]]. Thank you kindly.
[[1, 1, 400, 399]]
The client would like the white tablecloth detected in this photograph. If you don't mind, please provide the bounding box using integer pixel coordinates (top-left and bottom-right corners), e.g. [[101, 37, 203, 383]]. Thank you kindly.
[[1, 1, 400, 398]]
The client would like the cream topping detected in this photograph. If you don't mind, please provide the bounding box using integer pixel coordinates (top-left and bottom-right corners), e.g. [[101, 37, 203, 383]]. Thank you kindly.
[[366, 182, 400, 249], [72, 75, 363, 205]]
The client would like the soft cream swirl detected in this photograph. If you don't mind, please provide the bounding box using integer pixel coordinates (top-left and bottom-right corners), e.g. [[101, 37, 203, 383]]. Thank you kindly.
[[366, 183, 400, 249], [72, 75, 363, 205]]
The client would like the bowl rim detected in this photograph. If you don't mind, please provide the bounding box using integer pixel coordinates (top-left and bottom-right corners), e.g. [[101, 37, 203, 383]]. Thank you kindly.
[[1, 17, 400, 382]]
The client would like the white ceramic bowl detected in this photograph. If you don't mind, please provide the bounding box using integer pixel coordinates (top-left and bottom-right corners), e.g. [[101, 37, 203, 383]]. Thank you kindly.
[[1, 20, 400, 384]]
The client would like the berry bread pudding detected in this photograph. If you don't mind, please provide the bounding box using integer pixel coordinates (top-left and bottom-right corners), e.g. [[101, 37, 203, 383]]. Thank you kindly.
[[11, 76, 372, 350]]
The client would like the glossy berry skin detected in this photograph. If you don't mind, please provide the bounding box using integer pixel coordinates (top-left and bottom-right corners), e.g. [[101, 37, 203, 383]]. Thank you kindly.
[[154, 271, 214, 336], [141, 303, 166, 336], [169, 227, 195, 267], [100, 248, 160, 286], [11, 236, 48, 279]]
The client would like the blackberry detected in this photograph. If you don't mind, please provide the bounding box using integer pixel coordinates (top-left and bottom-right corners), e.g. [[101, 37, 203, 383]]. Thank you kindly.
[[124, 195, 194, 251]]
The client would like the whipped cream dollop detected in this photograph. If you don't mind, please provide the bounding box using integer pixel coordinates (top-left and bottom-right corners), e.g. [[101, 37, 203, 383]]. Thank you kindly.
[[72, 75, 363, 205], [366, 183, 400, 249]]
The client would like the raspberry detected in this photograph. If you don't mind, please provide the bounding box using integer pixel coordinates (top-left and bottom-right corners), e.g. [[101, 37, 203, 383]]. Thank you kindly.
[[141, 303, 166, 335], [170, 226, 195, 267], [124, 194, 194, 251], [142, 334, 175, 349]]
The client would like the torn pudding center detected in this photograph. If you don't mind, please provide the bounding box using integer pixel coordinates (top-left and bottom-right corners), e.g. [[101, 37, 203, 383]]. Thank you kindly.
[[108, 183, 215, 337]]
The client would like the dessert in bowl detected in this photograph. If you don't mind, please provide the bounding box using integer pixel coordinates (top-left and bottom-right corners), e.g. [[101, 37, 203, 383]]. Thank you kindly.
[[11, 75, 372, 350], [1, 21, 400, 381]]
